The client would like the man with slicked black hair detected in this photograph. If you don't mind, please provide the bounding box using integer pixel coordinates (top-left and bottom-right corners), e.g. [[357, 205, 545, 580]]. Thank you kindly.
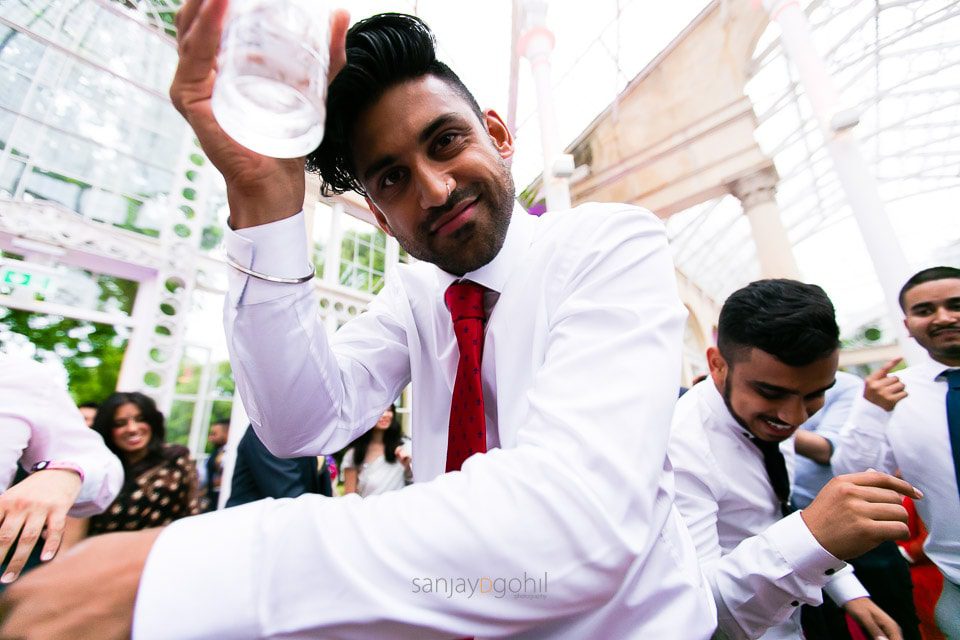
[[1, 8, 717, 640]]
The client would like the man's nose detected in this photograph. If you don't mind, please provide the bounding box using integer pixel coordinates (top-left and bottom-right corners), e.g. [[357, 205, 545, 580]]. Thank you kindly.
[[932, 305, 955, 324], [417, 166, 452, 210], [779, 398, 808, 427]]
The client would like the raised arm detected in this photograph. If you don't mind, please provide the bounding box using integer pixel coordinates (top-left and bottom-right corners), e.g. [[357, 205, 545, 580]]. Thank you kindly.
[[168, 0, 349, 230], [832, 360, 903, 476]]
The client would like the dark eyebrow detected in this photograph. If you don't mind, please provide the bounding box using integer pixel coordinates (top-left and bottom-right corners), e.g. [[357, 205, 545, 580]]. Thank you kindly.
[[361, 113, 462, 183], [418, 113, 460, 145], [751, 379, 836, 397], [908, 301, 935, 314]]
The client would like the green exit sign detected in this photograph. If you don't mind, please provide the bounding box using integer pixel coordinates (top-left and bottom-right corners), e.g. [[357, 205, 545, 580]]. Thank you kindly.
[[1, 266, 55, 293]]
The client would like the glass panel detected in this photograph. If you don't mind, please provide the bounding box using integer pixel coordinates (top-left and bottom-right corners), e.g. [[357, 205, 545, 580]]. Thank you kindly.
[[0, 157, 26, 195], [339, 226, 387, 294], [0, 255, 138, 315], [166, 399, 194, 447]]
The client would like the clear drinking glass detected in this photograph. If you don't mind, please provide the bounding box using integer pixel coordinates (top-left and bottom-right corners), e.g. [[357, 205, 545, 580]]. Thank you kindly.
[[211, 0, 330, 158]]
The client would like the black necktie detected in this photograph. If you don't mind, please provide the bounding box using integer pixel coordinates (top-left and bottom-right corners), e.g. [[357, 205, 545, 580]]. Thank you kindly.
[[751, 438, 794, 517], [944, 369, 960, 504]]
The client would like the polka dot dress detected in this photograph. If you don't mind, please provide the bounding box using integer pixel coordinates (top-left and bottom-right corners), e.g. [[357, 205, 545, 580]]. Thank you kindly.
[[89, 444, 201, 535]]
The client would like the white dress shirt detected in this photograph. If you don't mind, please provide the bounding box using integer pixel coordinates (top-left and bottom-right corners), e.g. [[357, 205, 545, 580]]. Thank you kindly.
[[670, 380, 867, 640], [0, 354, 122, 515], [133, 203, 716, 639], [833, 355, 960, 586]]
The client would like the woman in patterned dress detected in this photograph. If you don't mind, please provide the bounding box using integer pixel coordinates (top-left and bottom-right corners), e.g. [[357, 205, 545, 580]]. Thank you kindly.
[[86, 392, 200, 534]]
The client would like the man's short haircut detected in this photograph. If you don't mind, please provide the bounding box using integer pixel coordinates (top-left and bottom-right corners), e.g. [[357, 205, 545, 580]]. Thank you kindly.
[[717, 279, 840, 367], [898, 266, 960, 310], [306, 13, 484, 197]]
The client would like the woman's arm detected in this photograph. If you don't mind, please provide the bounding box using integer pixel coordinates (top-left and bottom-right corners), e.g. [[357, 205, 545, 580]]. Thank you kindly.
[[342, 468, 358, 495]]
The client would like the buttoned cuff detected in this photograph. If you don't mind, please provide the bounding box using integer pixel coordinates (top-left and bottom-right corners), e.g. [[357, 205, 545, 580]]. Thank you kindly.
[[133, 502, 264, 640], [225, 212, 312, 305], [765, 512, 847, 588], [824, 566, 869, 605]]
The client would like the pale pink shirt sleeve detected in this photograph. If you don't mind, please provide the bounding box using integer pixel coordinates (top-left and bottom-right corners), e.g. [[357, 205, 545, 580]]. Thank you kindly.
[[0, 354, 122, 516]]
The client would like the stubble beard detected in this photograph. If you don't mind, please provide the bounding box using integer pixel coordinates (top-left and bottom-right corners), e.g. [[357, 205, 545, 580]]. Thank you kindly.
[[400, 163, 516, 276]]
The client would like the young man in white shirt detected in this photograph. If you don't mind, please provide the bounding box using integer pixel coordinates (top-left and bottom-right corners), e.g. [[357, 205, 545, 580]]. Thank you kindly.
[[0, 10, 716, 639], [670, 279, 920, 640], [833, 266, 960, 637]]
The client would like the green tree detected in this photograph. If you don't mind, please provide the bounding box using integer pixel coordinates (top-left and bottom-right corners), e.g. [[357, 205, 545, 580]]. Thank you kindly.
[[0, 308, 128, 404], [0, 268, 137, 403]]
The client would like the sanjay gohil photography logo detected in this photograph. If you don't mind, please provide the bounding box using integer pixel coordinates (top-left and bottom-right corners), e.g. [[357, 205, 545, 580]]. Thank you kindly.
[[411, 571, 549, 600]]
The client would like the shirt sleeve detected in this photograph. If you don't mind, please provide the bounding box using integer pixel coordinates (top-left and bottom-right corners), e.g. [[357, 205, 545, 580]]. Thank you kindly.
[[0, 356, 122, 516], [133, 208, 701, 639], [669, 415, 846, 639], [221, 212, 413, 458], [0, 417, 30, 491], [811, 375, 862, 447], [830, 395, 898, 476], [713, 515, 848, 639]]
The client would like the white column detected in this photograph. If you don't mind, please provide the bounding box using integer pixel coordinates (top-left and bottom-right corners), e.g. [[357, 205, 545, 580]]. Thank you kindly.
[[762, 0, 921, 362], [729, 167, 801, 280], [517, 0, 573, 212], [116, 270, 159, 391]]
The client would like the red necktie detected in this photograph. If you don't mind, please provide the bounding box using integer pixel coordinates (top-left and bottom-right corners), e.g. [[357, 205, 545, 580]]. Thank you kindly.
[[444, 281, 488, 472]]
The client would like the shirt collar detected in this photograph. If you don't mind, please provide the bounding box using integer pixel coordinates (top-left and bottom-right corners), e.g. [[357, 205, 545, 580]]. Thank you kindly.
[[909, 352, 960, 381], [435, 202, 536, 294], [700, 380, 739, 433]]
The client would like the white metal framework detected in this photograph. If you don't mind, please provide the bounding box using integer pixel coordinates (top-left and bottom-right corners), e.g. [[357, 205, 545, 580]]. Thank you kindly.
[[665, 0, 960, 341]]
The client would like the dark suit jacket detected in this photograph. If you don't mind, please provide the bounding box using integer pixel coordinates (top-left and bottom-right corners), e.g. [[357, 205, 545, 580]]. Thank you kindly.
[[226, 427, 327, 507]]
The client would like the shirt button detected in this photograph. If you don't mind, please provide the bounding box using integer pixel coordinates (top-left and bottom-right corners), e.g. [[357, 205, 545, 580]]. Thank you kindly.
[[825, 568, 836, 576], [791, 601, 800, 607]]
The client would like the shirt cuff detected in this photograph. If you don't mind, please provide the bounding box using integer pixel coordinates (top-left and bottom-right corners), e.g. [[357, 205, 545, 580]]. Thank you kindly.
[[765, 512, 847, 588], [824, 566, 869, 605], [225, 211, 312, 305], [848, 395, 892, 437], [67, 452, 123, 517], [133, 503, 264, 640]]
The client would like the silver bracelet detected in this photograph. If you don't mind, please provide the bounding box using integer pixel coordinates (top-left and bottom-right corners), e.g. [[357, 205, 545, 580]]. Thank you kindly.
[[225, 256, 316, 284]]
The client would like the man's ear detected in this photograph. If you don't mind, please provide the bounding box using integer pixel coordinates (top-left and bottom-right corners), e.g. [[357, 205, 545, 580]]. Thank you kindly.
[[365, 196, 394, 237], [483, 109, 514, 161], [706, 346, 728, 390]]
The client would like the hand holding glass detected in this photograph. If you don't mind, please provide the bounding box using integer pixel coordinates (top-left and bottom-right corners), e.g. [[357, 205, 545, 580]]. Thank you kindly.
[[211, 0, 330, 158]]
